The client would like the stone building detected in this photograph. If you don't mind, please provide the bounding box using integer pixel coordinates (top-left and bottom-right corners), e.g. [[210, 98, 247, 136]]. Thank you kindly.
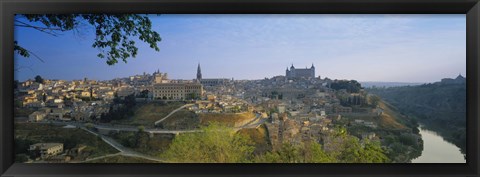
[[152, 83, 203, 100], [29, 143, 64, 159], [196, 63, 231, 86], [286, 64, 315, 79]]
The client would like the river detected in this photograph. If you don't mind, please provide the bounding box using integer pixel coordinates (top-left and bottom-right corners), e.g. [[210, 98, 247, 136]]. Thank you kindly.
[[412, 127, 466, 163]]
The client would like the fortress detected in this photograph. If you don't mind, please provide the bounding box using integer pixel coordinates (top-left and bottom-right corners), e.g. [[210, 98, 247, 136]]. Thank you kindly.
[[286, 64, 315, 79]]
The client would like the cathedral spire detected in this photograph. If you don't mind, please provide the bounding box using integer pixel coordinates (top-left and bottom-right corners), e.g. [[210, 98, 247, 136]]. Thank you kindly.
[[196, 63, 202, 80]]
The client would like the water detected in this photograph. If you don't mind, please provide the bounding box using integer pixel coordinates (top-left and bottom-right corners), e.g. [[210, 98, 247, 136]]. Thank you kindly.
[[412, 127, 466, 163]]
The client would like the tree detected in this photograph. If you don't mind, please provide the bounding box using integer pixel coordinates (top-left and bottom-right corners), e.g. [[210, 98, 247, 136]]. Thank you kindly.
[[15, 154, 29, 163], [255, 142, 335, 163], [15, 14, 161, 65], [140, 89, 149, 98], [369, 95, 381, 107], [84, 123, 94, 130], [90, 87, 94, 99], [161, 123, 255, 163], [324, 128, 389, 163], [186, 93, 199, 100], [360, 140, 390, 163], [331, 80, 363, 93], [42, 93, 47, 103], [137, 125, 145, 133], [34, 75, 44, 84]]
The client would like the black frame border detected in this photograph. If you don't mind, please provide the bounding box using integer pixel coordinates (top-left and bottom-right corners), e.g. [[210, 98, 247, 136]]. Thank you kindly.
[[1, 0, 479, 177]]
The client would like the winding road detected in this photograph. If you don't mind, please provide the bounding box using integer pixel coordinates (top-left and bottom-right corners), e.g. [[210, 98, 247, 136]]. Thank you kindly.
[[80, 126, 168, 163], [29, 103, 266, 163]]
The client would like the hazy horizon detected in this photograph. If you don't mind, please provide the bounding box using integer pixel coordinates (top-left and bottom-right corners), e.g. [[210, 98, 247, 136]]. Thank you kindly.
[[14, 14, 466, 83]]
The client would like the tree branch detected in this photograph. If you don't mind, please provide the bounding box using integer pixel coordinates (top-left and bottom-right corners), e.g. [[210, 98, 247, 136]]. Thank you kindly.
[[25, 49, 45, 63], [14, 20, 65, 36]]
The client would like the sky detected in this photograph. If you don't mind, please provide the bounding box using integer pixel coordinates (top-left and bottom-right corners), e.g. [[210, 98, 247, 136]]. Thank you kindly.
[[14, 14, 466, 83]]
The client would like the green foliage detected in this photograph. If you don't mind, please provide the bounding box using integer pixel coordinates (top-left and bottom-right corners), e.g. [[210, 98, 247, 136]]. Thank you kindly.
[[84, 123, 94, 129], [15, 123, 119, 159], [137, 125, 145, 132], [34, 75, 44, 84], [115, 132, 137, 147], [15, 14, 161, 65], [256, 142, 335, 163], [113, 132, 173, 156], [14, 41, 30, 57], [15, 154, 29, 163], [331, 80, 363, 93], [369, 95, 381, 107], [139, 90, 150, 98], [399, 133, 417, 146], [368, 82, 466, 154], [255, 127, 388, 163], [161, 124, 388, 163], [323, 128, 389, 163], [360, 140, 390, 163], [186, 92, 200, 100], [161, 123, 255, 163], [268, 91, 283, 100], [113, 130, 150, 149], [136, 131, 150, 149], [101, 93, 137, 122], [14, 138, 35, 154]]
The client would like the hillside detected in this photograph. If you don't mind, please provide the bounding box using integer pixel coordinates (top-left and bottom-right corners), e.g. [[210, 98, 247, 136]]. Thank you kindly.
[[198, 112, 256, 127], [377, 101, 407, 130], [15, 123, 119, 162], [367, 80, 466, 154], [237, 124, 272, 155], [112, 102, 188, 127]]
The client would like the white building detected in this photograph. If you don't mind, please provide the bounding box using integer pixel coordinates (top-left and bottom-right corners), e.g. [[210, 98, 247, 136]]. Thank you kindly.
[[28, 111, 47, 122], [29, 143, 64, 159]]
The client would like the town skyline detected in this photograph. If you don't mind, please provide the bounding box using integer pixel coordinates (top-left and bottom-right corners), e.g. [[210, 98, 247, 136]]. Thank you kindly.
[[16, 62, 466, 85], [15, 14, 466, 83]]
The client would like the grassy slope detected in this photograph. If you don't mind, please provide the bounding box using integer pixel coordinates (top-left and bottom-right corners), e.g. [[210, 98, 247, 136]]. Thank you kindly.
[[159, 109, 199, 130], [237, 124, 272, 155], [113, 102, 185, 127], [378, 101, 407, 130], [111, 132, 174, 157], [199, 112, 255, 127]]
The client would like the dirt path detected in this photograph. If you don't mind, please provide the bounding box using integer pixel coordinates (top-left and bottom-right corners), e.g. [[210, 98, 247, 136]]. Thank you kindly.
[[154, 104, 193, 126]]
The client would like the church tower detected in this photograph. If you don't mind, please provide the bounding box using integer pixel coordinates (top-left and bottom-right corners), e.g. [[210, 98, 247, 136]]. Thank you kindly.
[[311, 63, 315, 78], [197, 63, 202, 80]]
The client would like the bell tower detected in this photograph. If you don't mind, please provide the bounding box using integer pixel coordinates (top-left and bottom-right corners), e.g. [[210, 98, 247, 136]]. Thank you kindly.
[[196, 63, 202, 80]]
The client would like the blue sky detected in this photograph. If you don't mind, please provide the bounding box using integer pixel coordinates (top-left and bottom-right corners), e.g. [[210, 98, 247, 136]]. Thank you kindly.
[[14, 14, 466, 83]]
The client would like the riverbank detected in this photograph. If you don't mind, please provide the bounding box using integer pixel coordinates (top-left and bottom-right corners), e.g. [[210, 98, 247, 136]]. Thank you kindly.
[[412, 126, 465, 163]]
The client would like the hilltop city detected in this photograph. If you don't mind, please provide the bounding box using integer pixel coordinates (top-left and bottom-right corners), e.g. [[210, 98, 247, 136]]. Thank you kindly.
[[14, 63, 465, 163]]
